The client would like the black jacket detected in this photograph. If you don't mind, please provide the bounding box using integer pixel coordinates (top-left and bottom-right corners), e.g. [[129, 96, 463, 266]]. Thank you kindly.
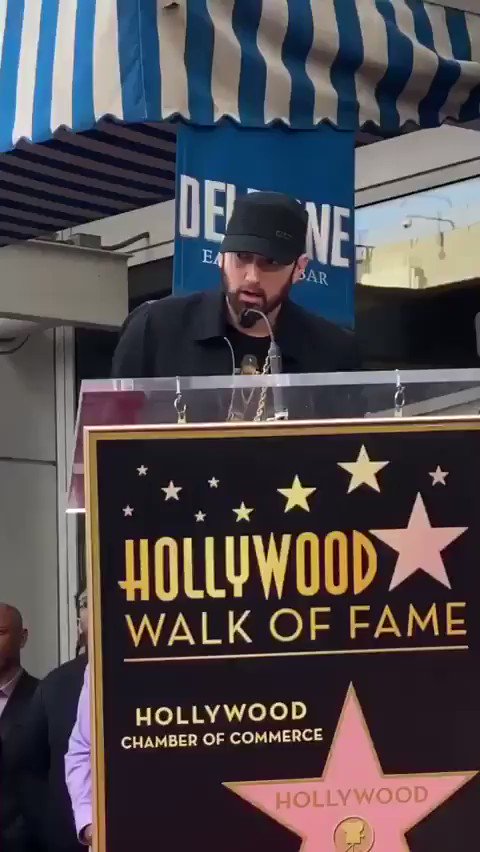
[[0, 671, 39, 852], [111, 291, 362, 421], [111, 290, 359, 378], [6, 655, 87, 852]]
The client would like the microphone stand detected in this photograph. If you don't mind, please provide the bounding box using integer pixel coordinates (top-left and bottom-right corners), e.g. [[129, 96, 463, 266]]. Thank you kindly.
[[242, 308, 289, 421]]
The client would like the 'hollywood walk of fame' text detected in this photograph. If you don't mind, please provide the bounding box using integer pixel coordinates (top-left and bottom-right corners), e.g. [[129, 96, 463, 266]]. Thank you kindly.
[[119, 531, 468, 654]]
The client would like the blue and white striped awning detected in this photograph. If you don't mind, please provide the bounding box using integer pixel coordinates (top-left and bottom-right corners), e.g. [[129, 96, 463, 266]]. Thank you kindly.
[[3, 0, 480, 144], [0, 0, 479, 246]]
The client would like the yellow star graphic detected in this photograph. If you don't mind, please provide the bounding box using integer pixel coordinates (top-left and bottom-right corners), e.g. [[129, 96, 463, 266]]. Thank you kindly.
[[233, 501, 254, 522], [338, 445, 389, 493], [277, 475, 316, 512]]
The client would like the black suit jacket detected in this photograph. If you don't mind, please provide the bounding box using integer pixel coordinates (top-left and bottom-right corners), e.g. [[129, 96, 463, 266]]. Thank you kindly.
[[6, 655, 87, 852], [0, 671, 39, 852]]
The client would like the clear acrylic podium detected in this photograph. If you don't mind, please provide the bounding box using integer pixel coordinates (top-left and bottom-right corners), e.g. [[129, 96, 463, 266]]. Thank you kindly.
[[76, 367, 480, 851], [68, 368, 480, 511]]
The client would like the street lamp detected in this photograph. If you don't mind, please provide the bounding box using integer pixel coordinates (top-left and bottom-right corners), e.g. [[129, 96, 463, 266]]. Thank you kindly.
[[402, 214, 454, 260], [402, 214, 455, 230]]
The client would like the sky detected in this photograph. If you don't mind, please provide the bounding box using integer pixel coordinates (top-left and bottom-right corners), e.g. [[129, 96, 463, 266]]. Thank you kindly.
[[356, 175, 480, 249]]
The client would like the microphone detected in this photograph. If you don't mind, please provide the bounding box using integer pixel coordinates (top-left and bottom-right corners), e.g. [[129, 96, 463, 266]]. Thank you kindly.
[[240, 308, 288, 420], [238, 309, 257, 330]]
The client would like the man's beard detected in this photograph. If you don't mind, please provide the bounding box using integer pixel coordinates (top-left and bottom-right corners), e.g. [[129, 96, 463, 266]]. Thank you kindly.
[[222, 269, 294, 325]]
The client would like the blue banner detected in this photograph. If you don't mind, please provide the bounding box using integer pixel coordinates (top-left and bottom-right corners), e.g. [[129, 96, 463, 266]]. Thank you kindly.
[[174, 123, 355, 328]]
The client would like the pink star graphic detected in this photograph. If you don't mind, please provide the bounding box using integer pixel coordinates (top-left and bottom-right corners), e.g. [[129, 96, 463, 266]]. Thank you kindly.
[[370, 492, 467, 591], [225, 686, 474, 852]]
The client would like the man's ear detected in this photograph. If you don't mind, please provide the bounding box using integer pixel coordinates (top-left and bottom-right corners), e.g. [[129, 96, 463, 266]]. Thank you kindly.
[[218, 252, 225, 270], [292, 254, 309, 283]]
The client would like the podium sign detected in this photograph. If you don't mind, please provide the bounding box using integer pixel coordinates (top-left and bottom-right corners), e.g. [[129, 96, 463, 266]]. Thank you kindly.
[[85, 419, 479, 852]]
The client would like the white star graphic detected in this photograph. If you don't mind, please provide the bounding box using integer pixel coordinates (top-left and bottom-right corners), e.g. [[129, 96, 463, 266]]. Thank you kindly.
[[137, 465, 148, 476], [233, 502, 254, 522], [429, 466, 448, 486], [162, 481, 182, 501], [123, 505, 134, 517], [195, 511, 206, 522], [208, 477, 220, 488]]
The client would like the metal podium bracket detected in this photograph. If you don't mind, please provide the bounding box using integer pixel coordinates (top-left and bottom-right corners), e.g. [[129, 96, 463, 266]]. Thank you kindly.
[[394, 370, 405, 418]]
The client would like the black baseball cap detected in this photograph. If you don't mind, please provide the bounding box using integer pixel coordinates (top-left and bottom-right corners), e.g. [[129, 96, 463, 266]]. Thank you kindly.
[[221, 191, 308, 264]]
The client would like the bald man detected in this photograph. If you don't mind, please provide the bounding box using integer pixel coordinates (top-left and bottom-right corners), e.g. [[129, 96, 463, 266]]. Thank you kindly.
[[10, 592, 88, 852], [0, 604, 39, 852]]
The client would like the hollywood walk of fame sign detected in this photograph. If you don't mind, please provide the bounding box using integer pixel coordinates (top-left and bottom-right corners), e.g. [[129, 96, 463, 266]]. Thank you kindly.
[[85, 419, 480, 852]]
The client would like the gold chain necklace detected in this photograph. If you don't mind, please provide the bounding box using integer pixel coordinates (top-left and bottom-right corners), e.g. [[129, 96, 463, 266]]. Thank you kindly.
[[227, 352, 271, 422], [253, 353, 271, 421]]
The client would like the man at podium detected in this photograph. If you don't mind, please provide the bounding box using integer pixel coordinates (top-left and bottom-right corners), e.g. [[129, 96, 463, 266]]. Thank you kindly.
[[111, 192, 359, 380]]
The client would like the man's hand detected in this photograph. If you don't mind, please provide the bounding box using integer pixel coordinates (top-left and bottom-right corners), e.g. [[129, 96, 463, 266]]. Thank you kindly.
[[81, 824, 93, 847]]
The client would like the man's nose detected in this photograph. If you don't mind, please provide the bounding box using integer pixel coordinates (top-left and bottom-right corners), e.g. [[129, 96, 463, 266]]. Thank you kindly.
[[245, 263, 260, 284]]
